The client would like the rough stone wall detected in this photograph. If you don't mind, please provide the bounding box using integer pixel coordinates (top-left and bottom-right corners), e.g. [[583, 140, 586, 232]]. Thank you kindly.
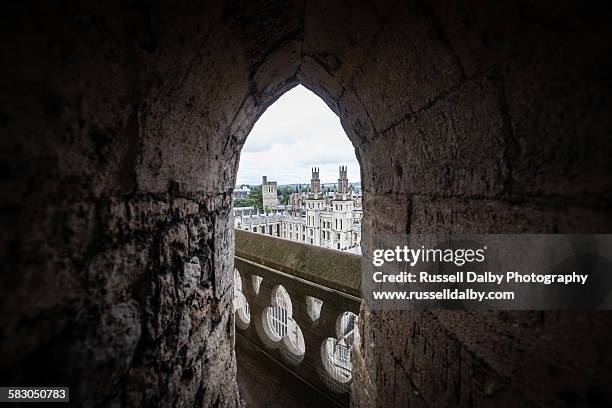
[[336, 1, 612, 407], [1, 1, 611, 407], [0, 1, 301, 406]]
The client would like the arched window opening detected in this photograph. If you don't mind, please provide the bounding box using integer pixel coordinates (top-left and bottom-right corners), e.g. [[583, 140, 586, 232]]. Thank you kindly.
[[233, 84, 363, 397], [232, 85, 362, 255]]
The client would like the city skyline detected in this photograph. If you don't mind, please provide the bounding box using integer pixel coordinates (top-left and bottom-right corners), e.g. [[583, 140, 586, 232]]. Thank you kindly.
[[236, 85, 361, 185], [236, 174, 362, 188]]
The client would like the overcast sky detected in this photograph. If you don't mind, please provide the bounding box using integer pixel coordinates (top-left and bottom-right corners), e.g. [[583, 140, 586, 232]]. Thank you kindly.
[[236, 85, 360, 186]]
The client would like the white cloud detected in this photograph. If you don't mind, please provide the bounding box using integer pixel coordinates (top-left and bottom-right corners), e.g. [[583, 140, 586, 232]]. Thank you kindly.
[[236, 85, 360, 185]]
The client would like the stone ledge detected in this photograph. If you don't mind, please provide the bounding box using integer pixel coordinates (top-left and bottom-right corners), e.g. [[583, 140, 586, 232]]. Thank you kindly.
[[235, 229, 361, 297]]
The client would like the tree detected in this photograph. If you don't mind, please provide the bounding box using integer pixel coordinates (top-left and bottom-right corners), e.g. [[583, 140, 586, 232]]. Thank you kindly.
[[232, 185, 263, 211], [277, 185, 294, 204], [249, 186, 263, 211], [233, 198, 252, 207]]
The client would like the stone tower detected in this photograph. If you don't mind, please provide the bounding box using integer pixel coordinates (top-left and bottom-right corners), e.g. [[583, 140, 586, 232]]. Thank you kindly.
[[310, 167, 321, 194], [261, 175, 278, 210], [338, 165, 349, 195]]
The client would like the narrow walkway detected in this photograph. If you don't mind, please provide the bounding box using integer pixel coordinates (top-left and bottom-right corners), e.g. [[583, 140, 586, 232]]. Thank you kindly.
[[236, 336, 339, 408]]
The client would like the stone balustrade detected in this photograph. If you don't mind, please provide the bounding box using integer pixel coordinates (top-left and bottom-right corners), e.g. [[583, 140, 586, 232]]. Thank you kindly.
[[233, 230, 362, 406]]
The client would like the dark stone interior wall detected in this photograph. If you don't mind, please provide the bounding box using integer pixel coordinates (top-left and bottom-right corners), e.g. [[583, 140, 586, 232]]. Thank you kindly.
[[1, 1, 611, 407], [0, 1, 302, 406], [337, 2, 612, 407]]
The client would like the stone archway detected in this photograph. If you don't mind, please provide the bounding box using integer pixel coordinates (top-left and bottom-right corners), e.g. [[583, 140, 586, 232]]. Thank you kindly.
[[1, 1, 611, 407]]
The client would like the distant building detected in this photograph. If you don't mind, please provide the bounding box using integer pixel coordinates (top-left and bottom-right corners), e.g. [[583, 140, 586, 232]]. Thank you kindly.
[[233, 185, 251, 200], [234, 206, 257, 217], [262, 176, 278, 210], [235, 167, 362, 253]]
